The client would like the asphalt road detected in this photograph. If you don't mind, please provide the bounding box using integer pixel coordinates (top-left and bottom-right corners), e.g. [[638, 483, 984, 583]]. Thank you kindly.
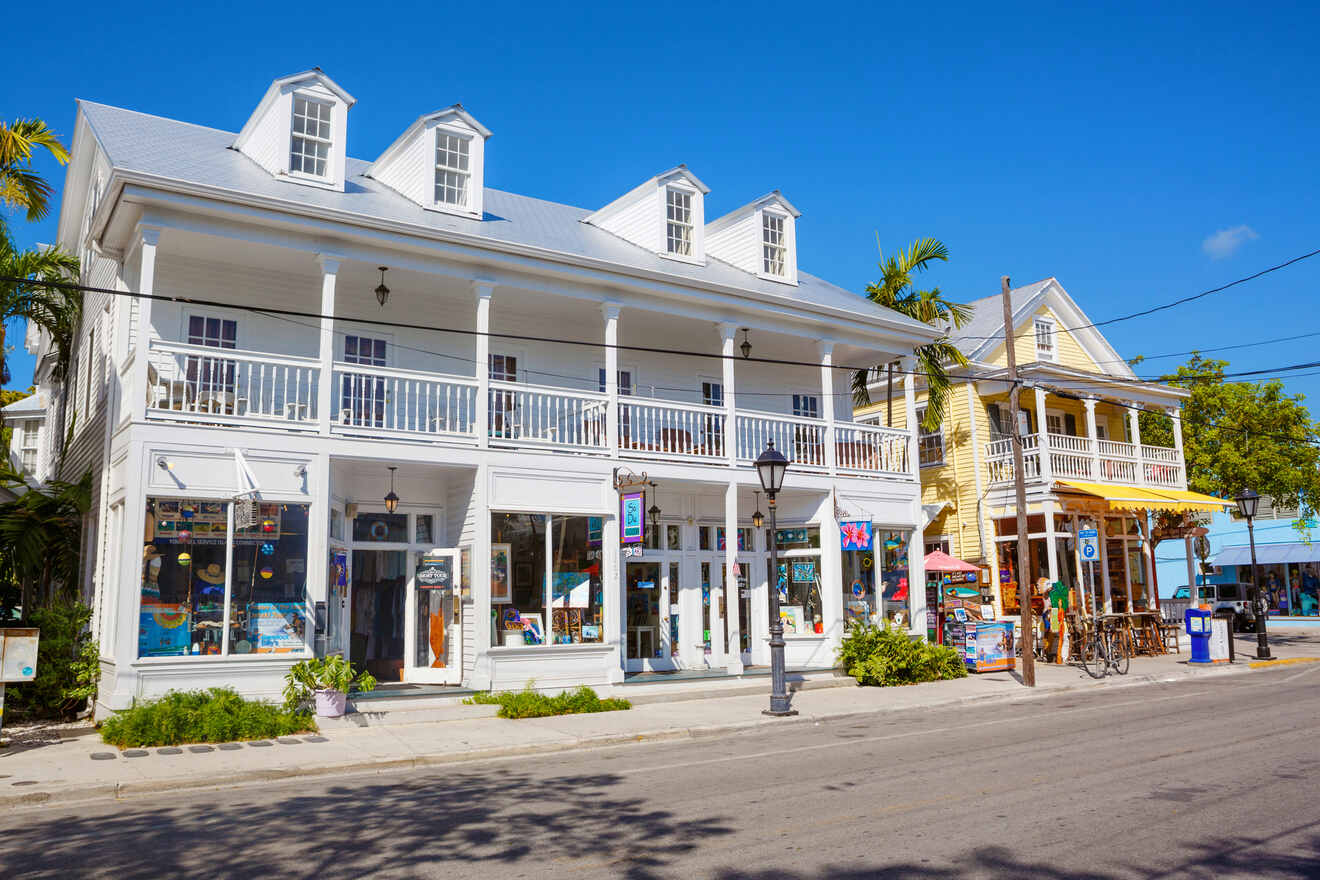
[[4, 664, 1319, 879]]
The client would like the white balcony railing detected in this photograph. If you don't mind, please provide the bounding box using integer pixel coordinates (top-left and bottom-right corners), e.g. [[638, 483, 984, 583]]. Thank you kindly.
[[139, 344, 917, 479], [146, 340, 320, 428], [333, 363, 477, 440], [736, 411, 827, 469], [488, 380, 607, 452], [619, 399, 726, 460], [985, 432, 1182, 488], [835, 423, 910, 475]]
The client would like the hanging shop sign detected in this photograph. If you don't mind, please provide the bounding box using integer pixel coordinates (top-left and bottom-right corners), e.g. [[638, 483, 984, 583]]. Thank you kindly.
[[417, 554, 454, 591], [840, 521, 873, 551], [620, 491, 645, 545]]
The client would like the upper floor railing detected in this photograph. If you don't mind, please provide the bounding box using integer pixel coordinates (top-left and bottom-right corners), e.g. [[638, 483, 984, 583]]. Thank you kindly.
[[138, 340, 914, 480], [984, 431, 1183, 489]]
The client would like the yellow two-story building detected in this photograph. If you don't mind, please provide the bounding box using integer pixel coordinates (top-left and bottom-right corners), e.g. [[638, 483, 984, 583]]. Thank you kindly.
[[860, 277, 1228, 620]]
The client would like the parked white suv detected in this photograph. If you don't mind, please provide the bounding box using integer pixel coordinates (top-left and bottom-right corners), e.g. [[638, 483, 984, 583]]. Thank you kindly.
[[1196, 583, 1258, 632]]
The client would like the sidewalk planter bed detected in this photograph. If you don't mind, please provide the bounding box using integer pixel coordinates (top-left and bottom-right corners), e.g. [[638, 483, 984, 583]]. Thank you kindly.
[[838, 622, 967, 687], [282, 656, 377, 717], [465, 685, 631, 719], [99, 687, 315, 748]]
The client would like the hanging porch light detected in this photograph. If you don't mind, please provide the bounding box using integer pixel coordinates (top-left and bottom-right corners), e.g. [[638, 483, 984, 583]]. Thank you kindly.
[[384, 466, 400, 513], [375, 266, 391, 307]]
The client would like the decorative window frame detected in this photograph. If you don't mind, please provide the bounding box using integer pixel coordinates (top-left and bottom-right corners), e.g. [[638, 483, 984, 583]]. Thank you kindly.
[[915, 406, 945, 468], [287, 92, 336, 184], [1034, 317, 1057, 362], [432, 123, 476, 213], [756, 206, 796, 284], [659, 181, 705, 265]]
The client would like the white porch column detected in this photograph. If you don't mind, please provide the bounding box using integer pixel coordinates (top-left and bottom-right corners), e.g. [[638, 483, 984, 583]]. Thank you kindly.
[[473, 282, 494, 449], [1170, 405, 1187, 489], [1084, 398, 1101, 481], [469, 463, 495, 688], [902, 357, 919, 479], [1034, 385, 1052, 484], [819, 490, 844, 640], [723, 482, 743, 674], [1127, 403, 1142, 475], [1099, 520, 1113, 613], [907, 505, 926, 636], [308, 451, 332, 654], [718, 323, 738, 466], [315, 255, 340, 436], [1043, 498, 1059, 583], [128, 226, 161, 422], [1184, 535, 1197, 595], [818, 340, 837, 474], [603, 303, 621, 457]]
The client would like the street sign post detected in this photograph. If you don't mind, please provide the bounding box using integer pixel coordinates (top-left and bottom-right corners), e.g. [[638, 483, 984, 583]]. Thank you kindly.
[[1079, 528, 1100, 617]]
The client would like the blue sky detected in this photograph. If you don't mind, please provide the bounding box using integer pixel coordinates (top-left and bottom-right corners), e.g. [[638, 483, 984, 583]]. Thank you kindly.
[[4, 0, 1318, 410]]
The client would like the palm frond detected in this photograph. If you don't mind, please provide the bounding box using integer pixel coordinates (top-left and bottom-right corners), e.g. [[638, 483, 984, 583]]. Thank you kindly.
[[0, 118, 70, 166], [900, 238, 949, 275]]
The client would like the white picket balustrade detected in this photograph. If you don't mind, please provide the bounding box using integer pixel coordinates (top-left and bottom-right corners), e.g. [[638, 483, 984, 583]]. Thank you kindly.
[[146, 340, 320, 427], [735, 411, 827, 468], [488, 380, 607, 451], [334, 364, 477, 439], [1046, 432, 1095, 480], [835, 423, 911, 475], [619, 399, 726, 459]]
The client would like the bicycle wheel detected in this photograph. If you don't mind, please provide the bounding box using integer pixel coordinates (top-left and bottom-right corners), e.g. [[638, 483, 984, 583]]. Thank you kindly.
[[1111, 629, 1130, 675], [1083, 633, 1107, 679]]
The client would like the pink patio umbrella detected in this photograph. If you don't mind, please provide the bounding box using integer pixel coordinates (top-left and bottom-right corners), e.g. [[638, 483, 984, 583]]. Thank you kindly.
[[924, 550, 979, 573]]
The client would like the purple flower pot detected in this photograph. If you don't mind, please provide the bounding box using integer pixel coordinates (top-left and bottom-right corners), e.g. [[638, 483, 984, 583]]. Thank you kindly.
[[314, 689, 348, 717]]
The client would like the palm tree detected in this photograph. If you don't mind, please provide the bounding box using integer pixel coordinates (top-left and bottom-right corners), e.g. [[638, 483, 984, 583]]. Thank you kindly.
[[0, 118, 70, 225], [852, 238, 972, 432], [1, 229, 80, 387]]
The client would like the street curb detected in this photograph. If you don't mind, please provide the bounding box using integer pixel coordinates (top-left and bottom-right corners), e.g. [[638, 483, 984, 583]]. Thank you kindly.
[[0, 659, 1272, 810]]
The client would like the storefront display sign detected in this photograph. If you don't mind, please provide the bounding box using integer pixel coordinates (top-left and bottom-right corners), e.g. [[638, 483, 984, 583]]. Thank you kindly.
[[620, 491, 645, 544], [139, 604, 191, 656], [252, 603, 306, 653], [490, 543, 512, 603], [417, 555, 453, 590], [839, 521, 873, 551], [552, 571, 590, 607]]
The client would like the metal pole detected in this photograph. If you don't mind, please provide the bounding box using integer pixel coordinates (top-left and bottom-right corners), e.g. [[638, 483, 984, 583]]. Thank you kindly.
[[1248, 515, 1271, 659], [1001, 275, 1035, 686], [764, 495, 796, 716]]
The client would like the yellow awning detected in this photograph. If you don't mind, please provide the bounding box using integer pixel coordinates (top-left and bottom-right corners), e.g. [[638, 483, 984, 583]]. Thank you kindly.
[[1055, 481, 1232, 514]]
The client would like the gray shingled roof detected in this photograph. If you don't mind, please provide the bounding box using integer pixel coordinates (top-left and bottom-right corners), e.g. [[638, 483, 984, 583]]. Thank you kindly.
[[946, 278, 1055, 355], [79, 101, 933, 333]]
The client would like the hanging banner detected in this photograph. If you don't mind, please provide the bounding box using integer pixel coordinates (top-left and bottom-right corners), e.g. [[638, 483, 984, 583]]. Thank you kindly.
[[620, 491, 645, 545], [840, 521, 873, 551]]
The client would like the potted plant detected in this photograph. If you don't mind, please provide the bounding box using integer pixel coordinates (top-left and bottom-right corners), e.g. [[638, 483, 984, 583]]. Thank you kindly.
[[283, 655, 377, 717]]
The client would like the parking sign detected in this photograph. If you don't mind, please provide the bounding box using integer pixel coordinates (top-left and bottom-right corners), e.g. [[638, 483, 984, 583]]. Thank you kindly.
[[1079, 528, 1099, 561]]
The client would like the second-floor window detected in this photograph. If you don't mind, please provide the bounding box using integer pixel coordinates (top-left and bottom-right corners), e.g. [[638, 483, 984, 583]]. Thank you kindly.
[[342, 335, 387, 427], [702, 381, 724, 408], [490, 354, 518, 438], [434, 131, 471, 207], [186, 316, 237, 399], [19, 420, 39, 472], [792, 394, 819, 419], [1034, 319, 1056, 361], [762, 213, 786, 276], [666, 188, 693, 256], [290, 96, 332, 178], [917, 407, 944, 467]]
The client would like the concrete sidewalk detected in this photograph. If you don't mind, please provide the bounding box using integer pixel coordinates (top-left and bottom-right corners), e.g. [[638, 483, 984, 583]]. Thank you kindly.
[[3, 627, 1317, 810]]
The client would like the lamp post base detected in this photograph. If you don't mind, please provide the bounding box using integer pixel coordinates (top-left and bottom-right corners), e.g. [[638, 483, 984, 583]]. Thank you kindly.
[[762, 707, 799, 717]]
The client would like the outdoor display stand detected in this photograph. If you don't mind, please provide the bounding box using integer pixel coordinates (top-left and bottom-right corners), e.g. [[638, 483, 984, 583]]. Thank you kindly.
[[957, 620, 1016, 673], [924, 550, 987, 647], [0, 628, 40, 737]]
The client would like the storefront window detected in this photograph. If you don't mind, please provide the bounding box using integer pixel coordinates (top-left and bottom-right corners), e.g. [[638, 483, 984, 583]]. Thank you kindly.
[[228, 504, 311, 654], [666, 524, 682, 551], [877, 530, 911, 626], [140, 499, 229, 657], [551, 515, 604, 644], [775, 556, 822, 635], [354, 513, 408, 542], [771, 527, 820, 550], [139, 498, 309, 658], [492, 513, 546, 646], [415, 514, 434, 545]]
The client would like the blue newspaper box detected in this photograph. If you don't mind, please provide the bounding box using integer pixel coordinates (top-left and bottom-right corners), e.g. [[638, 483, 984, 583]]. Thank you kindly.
[[1185, 608, 1213, 664]]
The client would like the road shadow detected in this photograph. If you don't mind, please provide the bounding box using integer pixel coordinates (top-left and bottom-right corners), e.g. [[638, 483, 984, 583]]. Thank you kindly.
[[0, 764, 735, 880]]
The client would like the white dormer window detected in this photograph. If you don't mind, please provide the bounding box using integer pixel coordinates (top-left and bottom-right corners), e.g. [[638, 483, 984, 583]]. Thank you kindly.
[[666, 188, 693, 256], [762, 213, 786, 276], [1035, 318, 1056, 361], [290, 95, 333, 178], [434, 131, 471, 207]]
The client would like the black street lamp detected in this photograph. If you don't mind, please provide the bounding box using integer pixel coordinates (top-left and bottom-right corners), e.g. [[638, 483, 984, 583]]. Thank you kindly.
[[755, 440, 795, 717], [1235, 488, 1270, 659]]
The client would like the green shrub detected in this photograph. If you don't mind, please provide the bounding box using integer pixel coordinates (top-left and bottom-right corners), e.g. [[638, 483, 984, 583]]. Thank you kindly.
[[100, 688, 315, 748], [4, 600, 99, 719], [282, 655, 377, 711], [838, 621, 967, 687], [464, 684, 631, 719]]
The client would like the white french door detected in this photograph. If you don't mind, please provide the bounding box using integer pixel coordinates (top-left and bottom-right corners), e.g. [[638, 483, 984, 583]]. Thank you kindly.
[[405, 547, 463, 684]]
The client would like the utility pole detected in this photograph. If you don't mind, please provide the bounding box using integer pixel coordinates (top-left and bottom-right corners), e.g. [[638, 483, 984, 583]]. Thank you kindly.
[[1001, 275, 1035, 687]]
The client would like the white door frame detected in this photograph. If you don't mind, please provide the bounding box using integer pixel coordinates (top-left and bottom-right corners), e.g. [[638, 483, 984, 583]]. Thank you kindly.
[[624, 556, 677, 672], [406, 547, 463, 684]]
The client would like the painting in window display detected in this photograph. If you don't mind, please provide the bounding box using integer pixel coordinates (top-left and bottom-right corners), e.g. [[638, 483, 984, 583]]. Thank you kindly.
[[877, 530, 911, 626], [550, 516, 605, 644], [139, 498, 229, 657]]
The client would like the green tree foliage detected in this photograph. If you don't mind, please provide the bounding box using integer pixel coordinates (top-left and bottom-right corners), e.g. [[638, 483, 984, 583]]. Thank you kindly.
[[0, 465, 92, 614], [5, 599, 99, 718], [0, 386, 33, 459], [852, 238, 972, 430], [1, 226, 80, 387], [1140, 355, 1320, 517]]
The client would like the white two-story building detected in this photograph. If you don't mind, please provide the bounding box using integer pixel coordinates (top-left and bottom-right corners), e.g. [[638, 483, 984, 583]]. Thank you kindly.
[[51, 70, 940, 715]]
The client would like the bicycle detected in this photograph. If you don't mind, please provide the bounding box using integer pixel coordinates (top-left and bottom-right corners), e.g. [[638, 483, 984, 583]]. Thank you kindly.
[[1081, 615, 1130, 678]]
